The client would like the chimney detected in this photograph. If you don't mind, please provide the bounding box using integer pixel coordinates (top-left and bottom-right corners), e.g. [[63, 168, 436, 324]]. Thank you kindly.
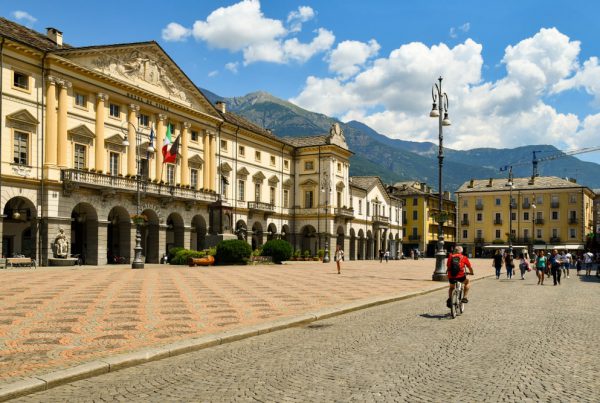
[[528, 176, 535, 185], [486, 178, 493, 187], [46, 27, 63, 47], [215, 101, 226, 114], [468, 179, 474, 188]]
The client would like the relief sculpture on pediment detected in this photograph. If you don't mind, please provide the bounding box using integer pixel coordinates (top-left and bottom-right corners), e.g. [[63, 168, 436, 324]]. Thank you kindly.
[[92, 50, 190, 102]]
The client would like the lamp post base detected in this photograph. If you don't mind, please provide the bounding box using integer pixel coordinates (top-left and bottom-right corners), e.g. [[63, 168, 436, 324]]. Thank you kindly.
[[323, 238, 330, 263], [131, 226, 144, 269], [432, 240, 447, 281]]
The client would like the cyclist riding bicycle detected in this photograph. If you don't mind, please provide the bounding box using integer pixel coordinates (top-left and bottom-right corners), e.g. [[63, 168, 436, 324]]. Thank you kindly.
[[446, 245, 474, 308]]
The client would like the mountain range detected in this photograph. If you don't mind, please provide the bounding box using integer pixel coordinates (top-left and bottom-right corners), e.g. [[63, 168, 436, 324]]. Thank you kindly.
[[201, 89, 600, 192]]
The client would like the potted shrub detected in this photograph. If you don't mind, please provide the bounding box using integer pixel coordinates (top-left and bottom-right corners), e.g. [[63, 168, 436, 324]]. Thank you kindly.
[[317, 249, 325, 261], [293, 250, 301, 261], [261, 239, 293, 264], [303, 250, 310, 261]]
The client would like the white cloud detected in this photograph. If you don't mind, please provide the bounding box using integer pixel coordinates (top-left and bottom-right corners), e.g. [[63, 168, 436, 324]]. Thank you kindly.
[[287, 6, 315, 33], [162, 22, 191, 42], [328, 39, 380, 80], [449, 22, 470, 38], [291, 28, 596, 152], [225, 62, 239, 74], [208, 70, 219, 77], [12, 11, 36, 26], [169, 0, 332, 66]]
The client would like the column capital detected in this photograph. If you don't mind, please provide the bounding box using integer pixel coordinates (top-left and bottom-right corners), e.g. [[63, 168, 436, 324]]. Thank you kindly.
[[129, 104, 140, 112], [97, 92, 109, 102], [157, 113, 167, 122], [58, 79, 72, 89], [182, 122, 191, 129], [46, 75, 58, 85]]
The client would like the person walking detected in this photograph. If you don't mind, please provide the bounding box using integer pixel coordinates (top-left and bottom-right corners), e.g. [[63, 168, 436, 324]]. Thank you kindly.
[[535, 250, 547, 285], [549, 249, 561, 286], [518, 252, 530, 280], [563, 250, 572, 279], [492, 250, 503, 279], [504, 251, 514, 279], [584, 250, 594, 276], [384, 250, 390, 262], [379, 249, 384, 263], [576, 254, 583, 276], [334, 245, 343, 274]]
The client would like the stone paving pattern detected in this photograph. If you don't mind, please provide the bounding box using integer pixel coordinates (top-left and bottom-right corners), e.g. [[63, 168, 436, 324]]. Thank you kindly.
[[0, 258, 484, 385], [16, 270, 600, 402]]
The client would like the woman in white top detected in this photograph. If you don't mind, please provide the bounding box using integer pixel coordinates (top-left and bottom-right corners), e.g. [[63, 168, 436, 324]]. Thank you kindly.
[[334, 245, 343, 274]]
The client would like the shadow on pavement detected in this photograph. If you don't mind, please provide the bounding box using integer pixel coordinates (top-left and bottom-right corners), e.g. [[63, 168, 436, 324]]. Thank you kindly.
[[578, 275, 600, 283], [419, 313, 450, 320]]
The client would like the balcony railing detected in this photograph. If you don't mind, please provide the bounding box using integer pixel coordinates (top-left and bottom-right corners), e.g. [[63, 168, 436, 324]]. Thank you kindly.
[[460, 219, 469, 226], [474, 237, 485, 244], [569, 217, 578, 224], [493, 219, 503, 225], [408, 235, 421, 241], [475, 204, 484, 210], [550, 237, 561, 243], [551, 201, 560, 208], [61, 169, 218, 203], [535, 218, 545, 225], [247, 201, 275, 213], [372, 214, 390, 225], [334, 207, 355, 219], [522, 202, 531, 209]]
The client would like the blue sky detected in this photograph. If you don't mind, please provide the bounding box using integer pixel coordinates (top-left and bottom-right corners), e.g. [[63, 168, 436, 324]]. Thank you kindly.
[[3, 0, 600, 165]]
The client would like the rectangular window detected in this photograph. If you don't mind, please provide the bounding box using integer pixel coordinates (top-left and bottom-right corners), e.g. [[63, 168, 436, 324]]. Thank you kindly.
[[74, 92, 87, 108], [569, 194, 577, 203], [511, 212, 516, 221], [495, 212, 501, 221], [13, 71, 29, 90], [270, 155, 276, 166], [238, 180, 245, 201], [166, 164, 175, 184], [255, 151, 261, 161], [238, 145, 245, 156], [13, 131, 28, 165], [536, 211, 543, 220], [552, 228, 559, 238], [495, 198, 501, 205], [462, 199, 468, 207], [536, 229, 542, 239], [477, 213, 482, 221], [476, 229, 483, 238], [140, 159, 149, 180], [524, 229, 530, 238], [283, 189, 289, 208], [222, 177, 228, 197], [463, 213, 468, 221], [462, 229, 468, 239], [412, 210, 418, 220], [304, 161, 313, 170], [536, 195, 543, 204], [284, 159, 289, 170], [524, 212, 530, 221], [270, 186, 276, 205], [367, 202, 370, 216], [221, 140, 227, 151], [412, 227, 418, 237], [190, 169, 198, 189], [569, 210, 577, 219], [254, 183, 261, 202], [358, 200, 362, 214], [109, 152, 119, 176], [305, 191, 314, 208], [139, 114, 149, 127], [337, 162, 342, 172], [74, 144, 86, 169], [413, 197, 418, 206], [570, 228, 576, 239], [337, 191, 342, 208], [495, 229, 501, 239], [191, 130, 198, 142], [109, 103, 120, 118], [552, 211, 559, 220]]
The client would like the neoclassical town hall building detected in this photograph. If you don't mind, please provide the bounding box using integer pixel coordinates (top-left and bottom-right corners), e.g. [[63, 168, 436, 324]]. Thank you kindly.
[[0, 18, 403, 265]]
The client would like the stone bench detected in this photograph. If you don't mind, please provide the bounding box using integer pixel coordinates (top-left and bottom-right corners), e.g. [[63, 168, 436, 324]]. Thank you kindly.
[[6, 257, 36, 268]]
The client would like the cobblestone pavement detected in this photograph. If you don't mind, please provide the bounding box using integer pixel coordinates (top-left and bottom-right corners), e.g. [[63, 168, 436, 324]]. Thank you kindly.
[[0, 258, 486, 384], [16, 271, 600, 402]]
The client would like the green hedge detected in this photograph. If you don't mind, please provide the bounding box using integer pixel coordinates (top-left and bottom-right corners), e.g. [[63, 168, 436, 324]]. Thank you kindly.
[[215, 239, 252, 265], [170, 249, 206, 265], [261, 239, 293, 263], [168, 247, 185, 262]]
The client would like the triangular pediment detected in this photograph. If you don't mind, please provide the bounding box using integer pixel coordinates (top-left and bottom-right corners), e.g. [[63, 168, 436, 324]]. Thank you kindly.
[[189, 154, 204, 167], [283, 178, 293, 187], [300, 179, 317, 187], [55, 43, 220, 117], [6, 109, 39, 125], [105, 134, 125, 146], [237, 167, 250, 176], [252, 171, 266, 182], [68, 124, 95, 139], [268, 175, 280, 184], [219, 162, 232, 173]]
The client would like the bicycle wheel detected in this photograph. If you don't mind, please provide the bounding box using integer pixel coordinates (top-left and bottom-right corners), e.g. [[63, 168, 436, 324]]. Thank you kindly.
[[450, 289, 458, 319], [458, 286, 465, 314]]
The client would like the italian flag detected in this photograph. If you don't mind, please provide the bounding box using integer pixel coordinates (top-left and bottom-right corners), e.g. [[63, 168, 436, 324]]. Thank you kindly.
[[162, 124, 179, 164]]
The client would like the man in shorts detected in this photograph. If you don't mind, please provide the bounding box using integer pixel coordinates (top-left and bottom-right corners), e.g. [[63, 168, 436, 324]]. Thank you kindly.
[[446, 245, 475, 308]]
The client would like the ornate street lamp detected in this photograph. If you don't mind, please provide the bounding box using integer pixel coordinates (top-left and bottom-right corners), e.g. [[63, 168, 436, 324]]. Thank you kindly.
[[505, 167, 514, 258], [122, 119, 155, 269], [429, 76, 451, 281], [321, 163, 332, 263]]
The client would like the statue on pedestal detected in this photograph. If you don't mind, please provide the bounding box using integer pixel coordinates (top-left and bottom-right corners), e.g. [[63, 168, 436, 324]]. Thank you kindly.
[[53, 227, 69, 258]]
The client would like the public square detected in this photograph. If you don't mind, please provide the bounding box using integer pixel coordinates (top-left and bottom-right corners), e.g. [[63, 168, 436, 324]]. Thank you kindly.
[[1, 259, 599, 401]]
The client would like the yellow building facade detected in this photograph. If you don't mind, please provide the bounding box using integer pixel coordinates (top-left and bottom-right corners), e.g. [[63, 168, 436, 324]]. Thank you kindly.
[[456, 176, 595, 257], [0, 18, 403, 264], [388, 181, 456, 257]]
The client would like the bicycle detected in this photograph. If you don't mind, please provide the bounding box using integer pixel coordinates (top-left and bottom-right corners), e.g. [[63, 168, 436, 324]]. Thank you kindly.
[[449, 273, 472, 319]]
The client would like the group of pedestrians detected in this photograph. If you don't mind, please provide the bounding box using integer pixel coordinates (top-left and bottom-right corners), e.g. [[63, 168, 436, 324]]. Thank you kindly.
[[492, 248, 598, 286]]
